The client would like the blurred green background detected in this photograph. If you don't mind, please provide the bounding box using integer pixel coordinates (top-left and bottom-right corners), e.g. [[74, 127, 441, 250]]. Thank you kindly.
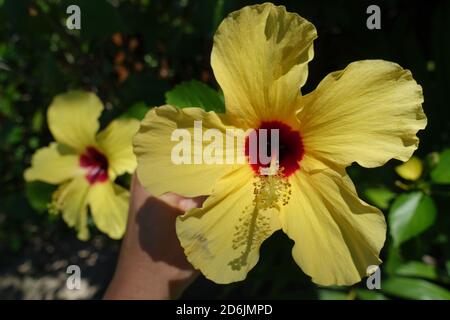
[[0, 0, 449, 299]]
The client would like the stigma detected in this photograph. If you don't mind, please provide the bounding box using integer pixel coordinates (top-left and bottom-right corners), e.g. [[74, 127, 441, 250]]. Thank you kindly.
[[253, 170, 292, 210]]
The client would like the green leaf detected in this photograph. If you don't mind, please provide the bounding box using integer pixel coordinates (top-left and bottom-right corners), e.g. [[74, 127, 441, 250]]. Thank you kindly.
[[431, 149, 450, 184], [318, 289, 348, 300], [382, 277, 450, 300], [389, 192, 437, 246], [363, 187, 396, 209], [31, 110, 44, 132], [395, 261, 438, 280], [5, 126, 24, 144], [25, 181, 56, 213], [120, 102, 149, 120], [385, 244, 404, 275], [355, 289, 388, 300], [212, 0, 226, 31], [165, 80, 225, 112]]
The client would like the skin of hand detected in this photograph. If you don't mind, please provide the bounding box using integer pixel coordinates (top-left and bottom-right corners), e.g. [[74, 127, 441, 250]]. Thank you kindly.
[[104, 174, 205, 299]]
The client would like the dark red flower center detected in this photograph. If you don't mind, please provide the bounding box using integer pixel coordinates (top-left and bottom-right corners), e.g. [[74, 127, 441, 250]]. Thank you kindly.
[[79, 147, 109, 184], [245, 121, 304, 177]]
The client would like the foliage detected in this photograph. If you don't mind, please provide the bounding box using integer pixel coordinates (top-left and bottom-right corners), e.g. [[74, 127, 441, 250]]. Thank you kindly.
[[0, 0, 449, 299]]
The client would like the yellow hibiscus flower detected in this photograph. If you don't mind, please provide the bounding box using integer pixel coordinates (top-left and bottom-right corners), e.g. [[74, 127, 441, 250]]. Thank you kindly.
[[24, 91, 139, 240], [133, 3, 427, 285]]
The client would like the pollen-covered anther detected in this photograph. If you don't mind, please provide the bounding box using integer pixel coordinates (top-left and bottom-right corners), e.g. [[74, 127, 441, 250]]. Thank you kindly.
[[47, 201, 60, 215], [48, 186, 63, 215], [228, 172, 291, 271], [253, 168, 292, 210]]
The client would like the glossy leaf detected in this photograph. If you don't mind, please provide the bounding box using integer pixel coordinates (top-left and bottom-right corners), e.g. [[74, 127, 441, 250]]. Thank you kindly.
[[25, 181, 56, 213], [395, 261, 438, 280], [382, 277, 450, 300], [389, 192, 437, 246], [165, 80, 225, 112], [431, 149, 450, 184], [356, 289, 388, 300], [120, 102, 149, 120], [363, 187, 396, 209], [318, 289, 348, 300]]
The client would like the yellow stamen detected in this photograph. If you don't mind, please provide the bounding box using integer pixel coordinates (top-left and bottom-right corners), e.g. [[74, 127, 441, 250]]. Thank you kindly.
[[228, 167, 291, 270]]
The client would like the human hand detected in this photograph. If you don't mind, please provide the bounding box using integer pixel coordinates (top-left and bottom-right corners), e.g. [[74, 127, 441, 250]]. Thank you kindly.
[[104, 174, 206, 299]]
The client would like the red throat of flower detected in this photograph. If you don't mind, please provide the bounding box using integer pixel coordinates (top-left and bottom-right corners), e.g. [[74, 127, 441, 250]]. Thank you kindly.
[[245, 120, 304, 177], [79, 147, 109, 184]]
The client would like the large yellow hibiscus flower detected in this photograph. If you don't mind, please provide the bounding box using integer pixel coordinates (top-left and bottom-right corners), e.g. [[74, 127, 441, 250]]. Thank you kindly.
[[133, 3, 426, 285], [25, 91, 139, 240]]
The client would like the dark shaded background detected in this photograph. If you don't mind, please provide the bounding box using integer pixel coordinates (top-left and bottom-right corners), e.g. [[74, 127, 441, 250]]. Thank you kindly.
[[0, 0, 449, 299]]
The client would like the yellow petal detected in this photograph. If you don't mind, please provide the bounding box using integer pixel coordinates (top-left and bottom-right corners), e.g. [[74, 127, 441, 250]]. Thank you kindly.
[[24, 143, 80, 184], [211, 3, 317, 127], [177, 165, 280, 284], [133, 105, 240, 197], [281, 165, 386, 286], [395, 156, 423, 181], [47, 91, 103, 152], [53, 176, 90, 240], [88, 181, 129, 239], [97, 118, 140, 179], [299, 60, 427, 168]]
